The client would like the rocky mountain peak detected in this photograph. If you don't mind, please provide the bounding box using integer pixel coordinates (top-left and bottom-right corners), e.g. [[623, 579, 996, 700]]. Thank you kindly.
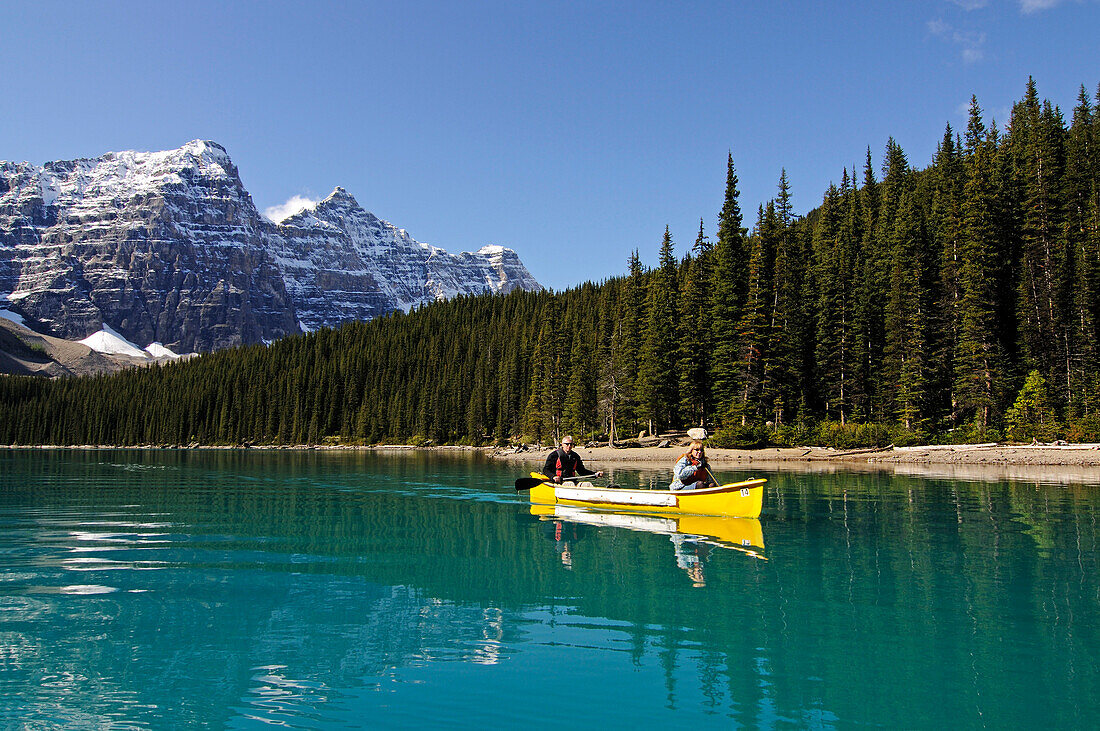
[[0, 141, 541, 355], [325, 186, 355, 203]]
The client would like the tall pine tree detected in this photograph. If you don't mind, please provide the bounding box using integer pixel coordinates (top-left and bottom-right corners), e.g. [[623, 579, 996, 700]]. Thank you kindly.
[[711, 153, 748, 420], [954, 97, 1005, 429], [678, 220, 714, 426], [635, 228, 679, 435]]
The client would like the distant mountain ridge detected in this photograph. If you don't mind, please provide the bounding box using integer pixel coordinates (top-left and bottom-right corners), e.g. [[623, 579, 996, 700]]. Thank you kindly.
[[0, 140, 541, 353], [274, 186, 541, 333]]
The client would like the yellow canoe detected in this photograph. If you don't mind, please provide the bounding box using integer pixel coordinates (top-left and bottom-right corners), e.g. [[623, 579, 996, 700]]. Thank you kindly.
[[531, 503, 765, 556], [527, 474, 766, 518]]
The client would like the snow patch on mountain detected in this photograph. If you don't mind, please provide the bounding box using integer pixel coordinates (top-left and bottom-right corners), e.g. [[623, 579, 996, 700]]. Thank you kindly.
[[145, 340, 190, 358], [79, 324, 149, 358], [0, 309, 26, 326]]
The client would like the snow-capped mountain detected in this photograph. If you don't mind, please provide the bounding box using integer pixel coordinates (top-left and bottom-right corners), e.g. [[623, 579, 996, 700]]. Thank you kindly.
[[272, 187, 540, 331], [0, 141, 541, 352]]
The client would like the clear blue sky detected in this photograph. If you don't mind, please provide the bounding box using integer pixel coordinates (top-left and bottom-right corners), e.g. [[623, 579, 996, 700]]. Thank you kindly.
[[2, 1, 1098, 291]]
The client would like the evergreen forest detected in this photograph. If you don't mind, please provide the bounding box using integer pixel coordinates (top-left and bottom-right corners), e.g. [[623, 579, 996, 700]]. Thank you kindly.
[[2, 79, 1099, 448]]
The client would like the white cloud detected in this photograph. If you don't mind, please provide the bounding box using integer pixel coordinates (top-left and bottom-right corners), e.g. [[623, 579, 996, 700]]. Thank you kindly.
[[1019, 0, 1063, 12], [949, 0, 1067, 13], [928, 19, 987, 64], [928, 18, 951, 35], [264, 195, 318, 223]]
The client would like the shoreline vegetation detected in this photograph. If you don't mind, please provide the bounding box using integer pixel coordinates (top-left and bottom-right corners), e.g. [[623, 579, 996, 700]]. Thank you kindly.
[[6, 440, 1100, 470]]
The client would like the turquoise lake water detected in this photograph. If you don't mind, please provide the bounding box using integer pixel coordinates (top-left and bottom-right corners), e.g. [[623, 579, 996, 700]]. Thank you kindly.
[[1, 449, 1098, 728]]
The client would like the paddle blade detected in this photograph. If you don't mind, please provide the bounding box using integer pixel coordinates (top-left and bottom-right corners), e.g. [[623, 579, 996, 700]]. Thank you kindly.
[[515, 476, 546, 491]]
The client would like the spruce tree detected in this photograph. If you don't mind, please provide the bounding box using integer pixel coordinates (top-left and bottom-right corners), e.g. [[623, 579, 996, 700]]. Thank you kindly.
[[678, 220, 714, 426], [813, 180, 859, 424], [954, 97, 1005, 430], [523, 298, 564, 444], [562, 311, 597, 438], [598, 282, 629, 444], [854, 146, 886, 420], [929, 125, 966, 428], [612, 251, 644, 437], [732, 204, 776, 425], [763, 170, 803, 426], [883, 189, 929, 430], [1009, 78, 1067, 397], [710, 153, 748, 420], [1063, 86, 1098, 418], [635, 228, 679, 435]]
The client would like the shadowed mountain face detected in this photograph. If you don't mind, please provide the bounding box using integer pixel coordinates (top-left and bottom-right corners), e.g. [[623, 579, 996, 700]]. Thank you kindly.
[[0, 141, 540, 353]]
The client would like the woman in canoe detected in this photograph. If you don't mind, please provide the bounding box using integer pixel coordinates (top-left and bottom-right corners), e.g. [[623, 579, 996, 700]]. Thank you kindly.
[[669, 439, 715, 491]]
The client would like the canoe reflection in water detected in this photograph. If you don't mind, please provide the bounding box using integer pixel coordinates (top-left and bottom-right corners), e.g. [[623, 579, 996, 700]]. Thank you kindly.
[[531, 504, 766, 584]]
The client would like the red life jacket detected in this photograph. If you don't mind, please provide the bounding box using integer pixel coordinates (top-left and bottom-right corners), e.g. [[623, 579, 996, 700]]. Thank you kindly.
[[679, 453, 706, 484], [555, 450, 577, 479]]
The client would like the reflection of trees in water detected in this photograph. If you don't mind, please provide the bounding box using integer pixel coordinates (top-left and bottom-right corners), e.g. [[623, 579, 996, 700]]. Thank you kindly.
[[6, 565, 517, 726], [239, 581, 512, 719]]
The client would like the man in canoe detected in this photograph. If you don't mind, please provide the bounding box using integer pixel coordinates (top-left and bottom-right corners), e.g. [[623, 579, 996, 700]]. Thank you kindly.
[[543, 435, 604, 484], [669, 439, 715, 491]]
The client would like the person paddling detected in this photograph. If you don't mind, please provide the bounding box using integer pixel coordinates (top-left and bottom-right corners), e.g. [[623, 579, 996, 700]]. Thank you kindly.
[[669, 439, 714, 491], [543, 436, 603, 484]]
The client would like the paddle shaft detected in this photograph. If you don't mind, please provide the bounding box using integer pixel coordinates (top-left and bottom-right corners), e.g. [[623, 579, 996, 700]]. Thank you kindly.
[[514, 471, 602, 491], [705, 466, 720, 488], [534, 471, 603, 483], [703, 467, 767, 493]]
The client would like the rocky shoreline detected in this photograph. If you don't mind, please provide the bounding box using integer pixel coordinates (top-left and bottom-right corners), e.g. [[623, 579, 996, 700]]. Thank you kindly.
[[7, 441, 1100, 471], [489, 441, 1100, 466], [488, 442, 1100, 485]]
